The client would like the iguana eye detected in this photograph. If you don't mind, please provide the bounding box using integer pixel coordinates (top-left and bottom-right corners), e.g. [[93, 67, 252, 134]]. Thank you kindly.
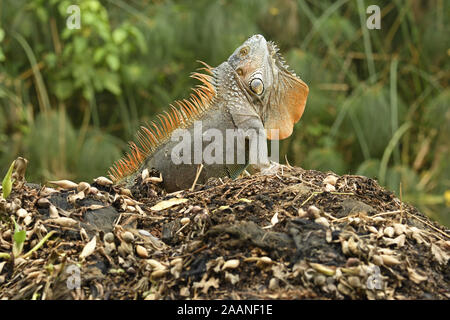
[[250, 78, 264, 95]]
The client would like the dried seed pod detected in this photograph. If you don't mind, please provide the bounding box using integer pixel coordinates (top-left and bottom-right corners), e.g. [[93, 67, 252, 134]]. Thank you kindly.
[[393, 223, 406, 235], [341, 240, 350, 256], [105, 242, 116, 255], [314, 275, 327, 286], [337, 282, 352, 296], [348, 237, 359, 255], [24, 215, 32, 226], [122, 231, 134, 243], [381, 254, 401, 266], [297, 208, 308, 218], [89, 187, 99, 194], [323, 175, 338, 186], [68, 191, 85, 203], [118, 242, 132, 257], [49, 205, 59, 218], [2, 229, 11, 240], [48, 179, 78, 189], [16, 208, 28, 218], [324, 184, 336, 192], [310, 262, 336, 276], [268, 278, 280, 290], [367, 226, 378, 234], [37, 198, 51, 208], [120, 188, 133, 197], [146, 259, 167, 271], [141, 168, 149, 181], [383, 226, 395, 238], [77, 182, 90, 193], [145, 175, 163, 184], [170, 258, 183, 266], [104, 232, 115, 243], [40, 187, 57, 196], [348, 276, 361, 288], [150, 269, 168, 280], [180, 217, 190, 225], [315, 217, 330, 228], [46, 217, 78, 228], [407, 267, 428, 284], [93, 176, 113, 186], [307, 205, 321, 219], [136, 245, 149, 258], [222, 259, 240, 270]]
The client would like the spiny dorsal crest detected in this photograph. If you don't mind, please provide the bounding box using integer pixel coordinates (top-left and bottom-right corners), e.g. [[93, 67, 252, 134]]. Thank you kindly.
[[109, 61, 215, 182]]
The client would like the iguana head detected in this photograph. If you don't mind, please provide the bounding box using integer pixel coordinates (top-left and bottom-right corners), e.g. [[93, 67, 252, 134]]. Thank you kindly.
[[227, 34, 309, 140]]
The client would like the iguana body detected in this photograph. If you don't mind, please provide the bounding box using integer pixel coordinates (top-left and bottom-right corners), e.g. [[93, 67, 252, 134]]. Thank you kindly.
[[109, 35, 308, 192]]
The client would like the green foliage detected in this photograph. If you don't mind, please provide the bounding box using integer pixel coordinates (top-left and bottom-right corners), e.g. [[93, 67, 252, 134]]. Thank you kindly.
[[12, 217, 26, 257], [1, 160, 15, 199], [0, 0, 448, 225]]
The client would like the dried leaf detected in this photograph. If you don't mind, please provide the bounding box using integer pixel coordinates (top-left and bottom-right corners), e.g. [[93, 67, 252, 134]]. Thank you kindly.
[[80, 236, 96, 259], [150, 198, 188, 211], [431, 243, 449, 265]]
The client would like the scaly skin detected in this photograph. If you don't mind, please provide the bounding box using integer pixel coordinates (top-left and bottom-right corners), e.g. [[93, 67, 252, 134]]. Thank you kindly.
[[110, 35, 309, 192]]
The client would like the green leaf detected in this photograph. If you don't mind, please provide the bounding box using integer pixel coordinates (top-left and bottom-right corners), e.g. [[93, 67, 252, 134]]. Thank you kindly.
[[14, 229, 26, 244], [1, 160, 15, 199], [106, 54, 120, 71], [12, 217, 26, 257]]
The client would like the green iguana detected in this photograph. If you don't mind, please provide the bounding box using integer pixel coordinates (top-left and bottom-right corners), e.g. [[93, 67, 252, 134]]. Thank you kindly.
[[109, 35, 309, 192]]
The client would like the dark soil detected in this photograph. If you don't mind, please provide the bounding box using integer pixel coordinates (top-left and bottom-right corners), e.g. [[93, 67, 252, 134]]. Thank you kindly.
[[0, 164, 449, 300]]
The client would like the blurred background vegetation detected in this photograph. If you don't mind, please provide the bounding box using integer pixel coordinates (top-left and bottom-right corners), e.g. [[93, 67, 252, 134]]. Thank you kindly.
[[0, 0, 448, 226]]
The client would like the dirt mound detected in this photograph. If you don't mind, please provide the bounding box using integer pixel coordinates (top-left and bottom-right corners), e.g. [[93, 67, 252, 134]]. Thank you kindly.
[[0, 163, 449, 300]]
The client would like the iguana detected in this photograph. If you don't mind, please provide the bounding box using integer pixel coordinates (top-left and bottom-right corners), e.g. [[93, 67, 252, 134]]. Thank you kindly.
[[109, 35, 309, 192]]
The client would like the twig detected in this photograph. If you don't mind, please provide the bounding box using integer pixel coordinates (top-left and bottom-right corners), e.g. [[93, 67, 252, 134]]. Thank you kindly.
[[410, 214, 450, 239], [0, 252, 11, 260], [21, 230, 56, 259], [190, 164, 204, 192]]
